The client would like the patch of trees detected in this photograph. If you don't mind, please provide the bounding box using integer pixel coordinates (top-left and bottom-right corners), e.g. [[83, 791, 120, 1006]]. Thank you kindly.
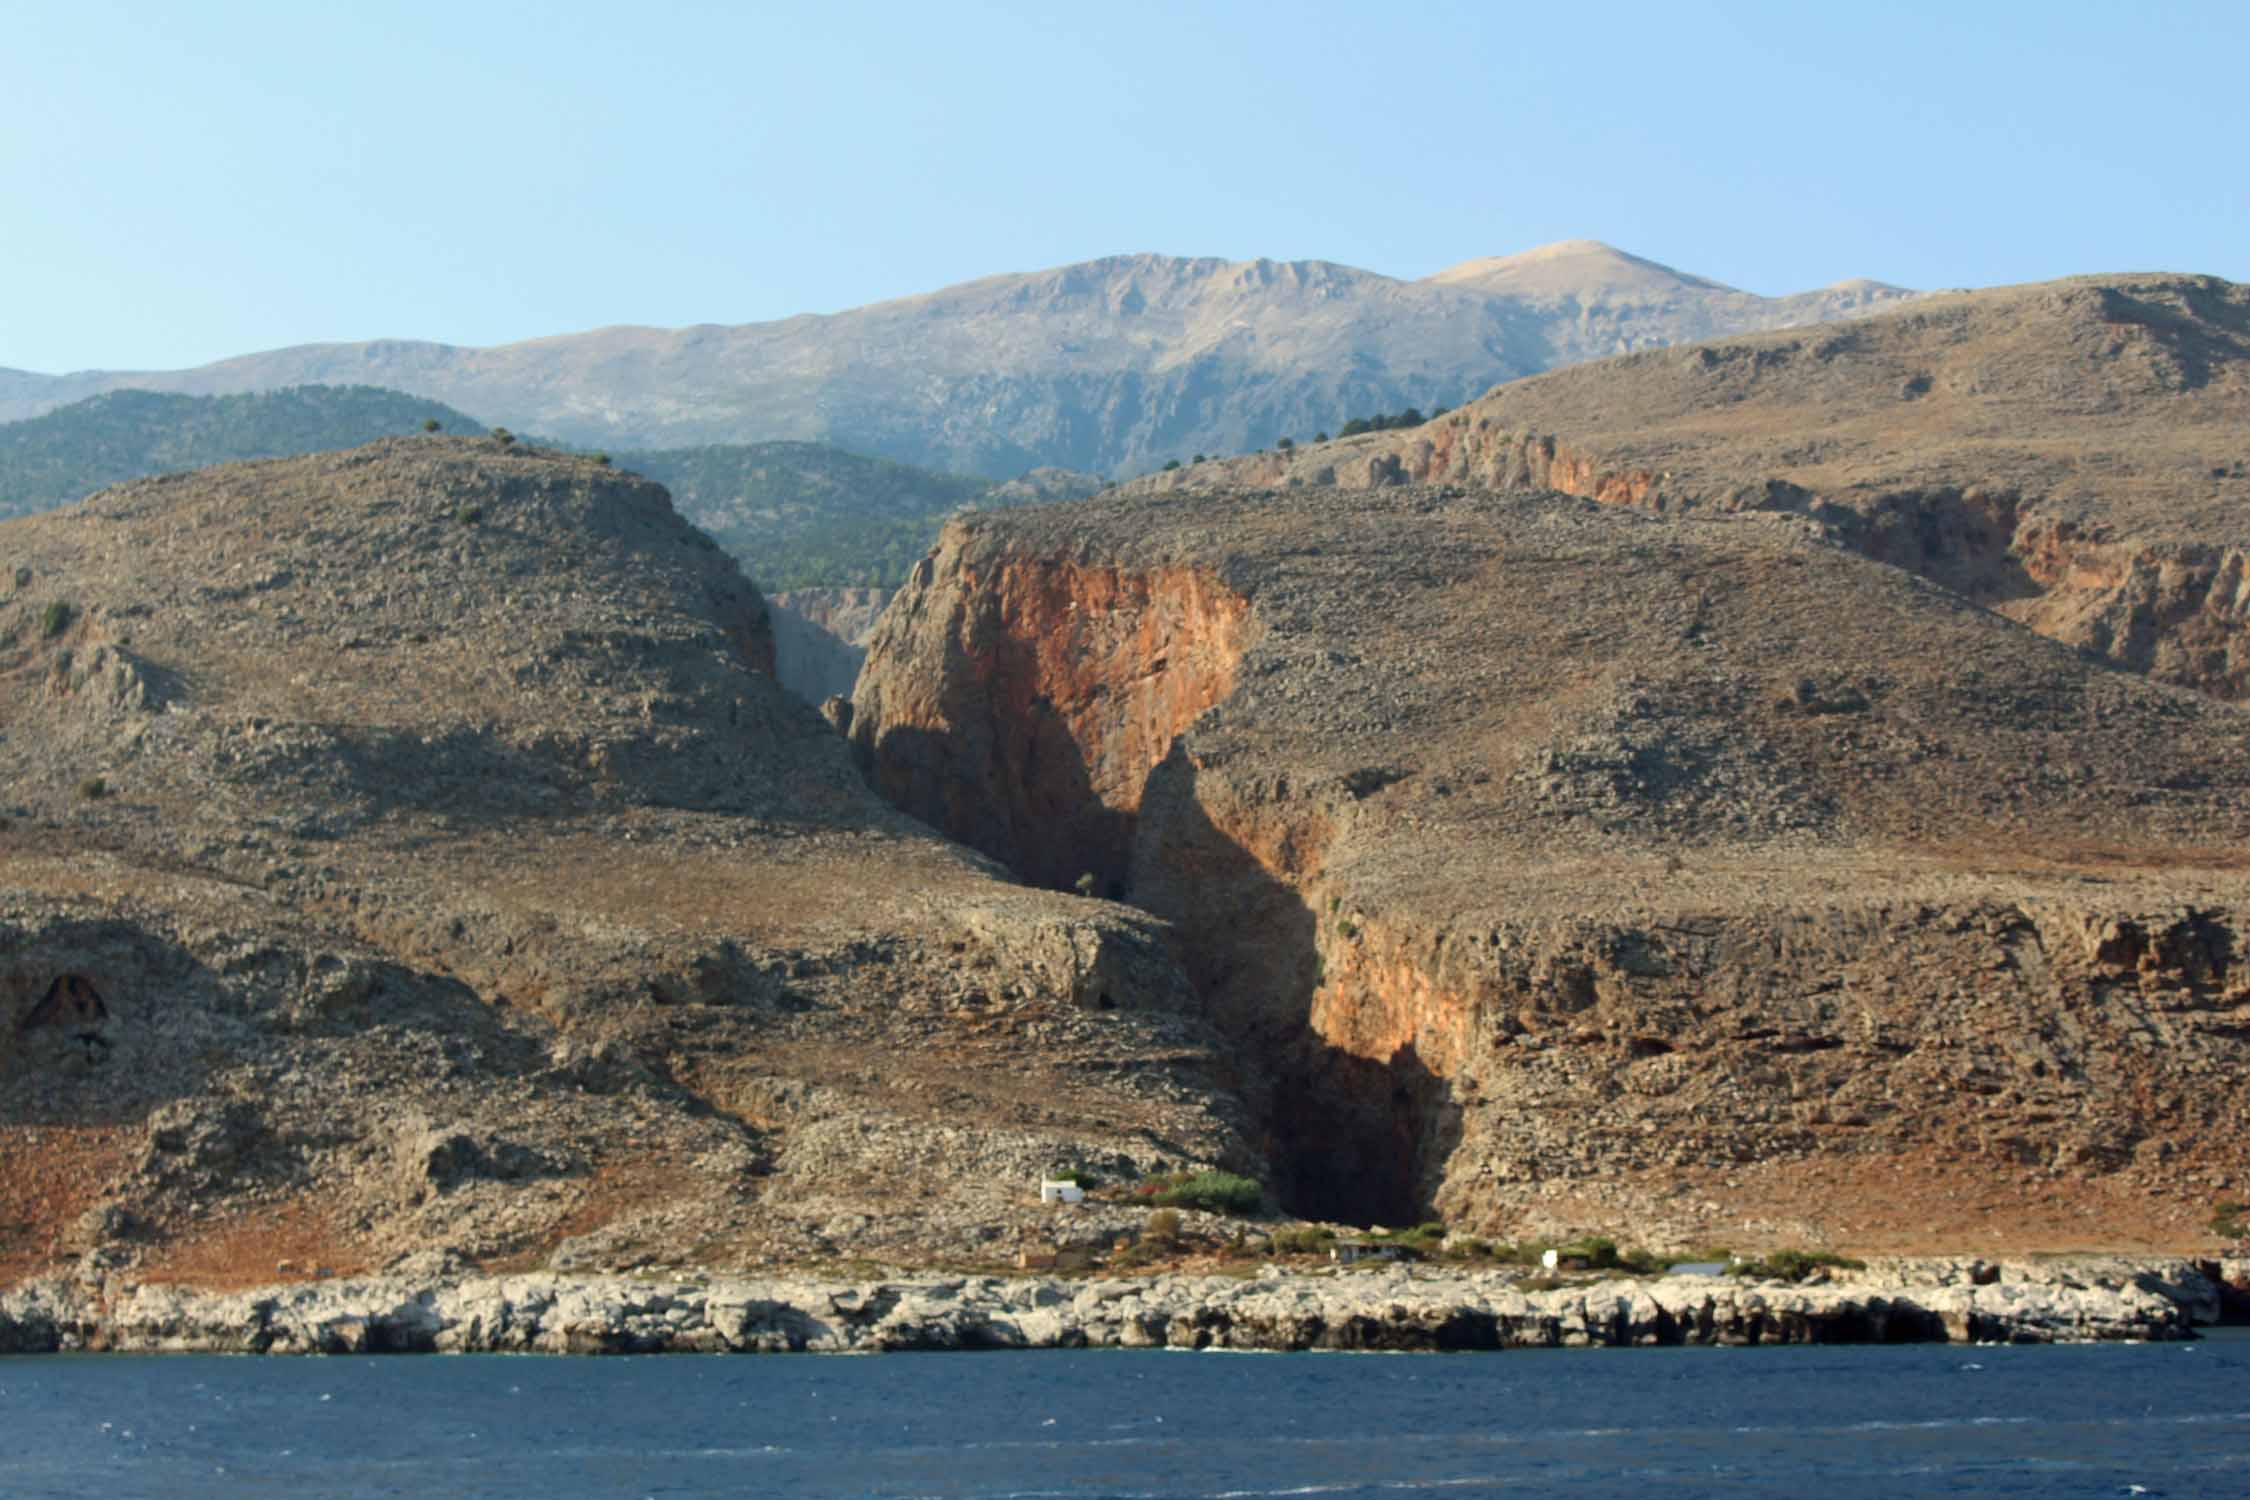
[[1334, 404, 1451, 439], [616, 441, 1018, 593]]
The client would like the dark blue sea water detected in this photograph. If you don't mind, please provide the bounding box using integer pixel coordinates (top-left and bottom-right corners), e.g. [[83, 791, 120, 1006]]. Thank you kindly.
[[5, 1337, 2249, 1499]]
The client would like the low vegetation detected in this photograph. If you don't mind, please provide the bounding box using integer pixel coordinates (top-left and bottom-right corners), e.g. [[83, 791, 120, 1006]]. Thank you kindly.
[[1335, 407, 1429, 438], [1143, 1170, 1265, 1215], [1269, 1225, 1335, 1255], [1728, 1249, 1865, 1283]]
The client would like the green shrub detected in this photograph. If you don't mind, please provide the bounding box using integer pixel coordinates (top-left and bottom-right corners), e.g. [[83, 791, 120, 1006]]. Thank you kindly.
[[1555, 1236, 1621, 1269], [1145, 1208, 1182, 1246], [592, 452, 612, 466], [2212, 1201, 2247, 1238], [454, 506, 484, 525], [1729, 1249, 1865, 1283], [40, 600, 72, 638], [1395, 1221, 1447, 1250], [422, 418, 442, 433], [1151, 1171, 1264, 1215], [1161, 459, 1180, 471], [77, 776, 107, 800], [1270, 1225, 1336, 1255], [491, 427, 516, 447]]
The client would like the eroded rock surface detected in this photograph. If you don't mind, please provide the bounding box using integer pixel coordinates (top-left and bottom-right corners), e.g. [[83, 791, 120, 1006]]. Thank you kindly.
[[852, 484, 2250, 1247], [0, 1257, 2200, 1355]]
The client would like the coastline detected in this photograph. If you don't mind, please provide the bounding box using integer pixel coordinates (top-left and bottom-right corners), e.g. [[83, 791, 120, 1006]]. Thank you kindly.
[[0, 1258, 2228, 1355]]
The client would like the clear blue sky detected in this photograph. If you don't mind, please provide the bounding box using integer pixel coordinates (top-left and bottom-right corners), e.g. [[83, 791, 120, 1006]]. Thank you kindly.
[[5, 0, 2243, 372]]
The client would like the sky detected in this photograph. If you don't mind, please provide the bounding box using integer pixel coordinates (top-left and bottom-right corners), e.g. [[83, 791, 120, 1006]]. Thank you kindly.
[[4, 0, 2244, 373]]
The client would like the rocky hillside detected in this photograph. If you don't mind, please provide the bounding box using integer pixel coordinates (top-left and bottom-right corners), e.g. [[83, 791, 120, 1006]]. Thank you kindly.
[[850, 484, 2250, 1251], [0, 438, 1254, 1290], [0, 243, 1912, 477], [1134, 273, 2250, 701], [0, 386, 486, 518]]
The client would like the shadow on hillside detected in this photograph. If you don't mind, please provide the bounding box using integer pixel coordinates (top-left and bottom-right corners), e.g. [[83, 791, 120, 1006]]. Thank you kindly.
[[1135, 748, 1460, 1228], [860, 712, 1139, 898], [852, 714, 1464, 1225]]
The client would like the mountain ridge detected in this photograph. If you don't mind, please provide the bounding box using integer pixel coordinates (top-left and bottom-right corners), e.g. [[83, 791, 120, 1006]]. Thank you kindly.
[[1129, 270, 2250, 701], [0, 242, 1916, 477]]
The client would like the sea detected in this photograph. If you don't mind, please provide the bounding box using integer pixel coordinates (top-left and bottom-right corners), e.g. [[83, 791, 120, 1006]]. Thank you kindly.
[[5, 1337, 2249, 1499]]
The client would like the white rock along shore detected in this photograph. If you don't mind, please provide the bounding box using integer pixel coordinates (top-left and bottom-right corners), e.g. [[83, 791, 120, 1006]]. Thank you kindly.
[[0, 1258, 2227, 1354]]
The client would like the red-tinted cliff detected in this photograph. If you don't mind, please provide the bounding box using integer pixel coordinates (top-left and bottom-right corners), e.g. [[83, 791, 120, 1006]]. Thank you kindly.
[[852, 483, 2250, 1249]]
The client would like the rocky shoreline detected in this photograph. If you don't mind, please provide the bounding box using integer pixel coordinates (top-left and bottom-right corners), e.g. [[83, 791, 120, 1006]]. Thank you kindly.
[[0, 1258, 2228, 1355]]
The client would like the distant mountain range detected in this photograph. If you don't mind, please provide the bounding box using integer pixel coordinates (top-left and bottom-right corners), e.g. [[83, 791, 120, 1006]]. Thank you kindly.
[[0, 241, 1916, 478]]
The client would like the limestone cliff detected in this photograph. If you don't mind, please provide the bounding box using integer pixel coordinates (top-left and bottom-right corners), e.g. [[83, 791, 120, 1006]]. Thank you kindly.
[[852, 485, 2250, 1249], [1132, 274, 2250, 702]]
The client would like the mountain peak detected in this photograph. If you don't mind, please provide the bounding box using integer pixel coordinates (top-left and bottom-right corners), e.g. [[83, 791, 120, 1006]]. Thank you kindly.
[[1422, 240, 1736, 299]]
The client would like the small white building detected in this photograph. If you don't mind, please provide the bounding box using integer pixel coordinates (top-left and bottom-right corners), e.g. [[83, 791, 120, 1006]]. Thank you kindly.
[[1039, 1179, 1086, 1205]]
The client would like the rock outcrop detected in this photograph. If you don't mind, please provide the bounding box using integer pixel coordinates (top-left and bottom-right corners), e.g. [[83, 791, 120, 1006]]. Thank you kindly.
[[852, 484, 2250, 1246], [0, 1258, 2203, 1355], [0, 438, 1255, 1288], [1133, 273, 2250, 701]]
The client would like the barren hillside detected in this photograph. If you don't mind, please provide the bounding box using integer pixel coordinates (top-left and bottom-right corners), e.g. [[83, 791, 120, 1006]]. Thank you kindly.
[[0, 439, 1252, 1288], [1134, 272, 2250, 700]]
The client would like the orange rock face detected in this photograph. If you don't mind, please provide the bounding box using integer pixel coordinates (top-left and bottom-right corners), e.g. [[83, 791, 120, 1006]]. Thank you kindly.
[[851, 543, 1251, 893], [853, 485, 2250, 1249]]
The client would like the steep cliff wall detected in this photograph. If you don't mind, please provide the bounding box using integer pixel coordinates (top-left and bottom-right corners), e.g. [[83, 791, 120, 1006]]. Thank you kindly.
[[850, 541, 1252, 894], [852, 484, 2250, 1249]]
